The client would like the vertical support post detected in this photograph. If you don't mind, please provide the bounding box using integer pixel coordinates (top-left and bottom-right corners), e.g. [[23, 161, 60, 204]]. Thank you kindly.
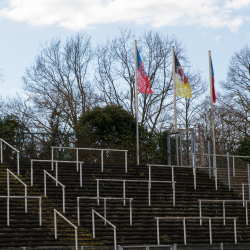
[[220, 242, 223, 250], [148, 181, 151, 206], [44, 171, 46, 197], [172, 167, 174, 189], [62, 187, 65, 213], [149, 165, 151, 188], [92, 210, 95, 238], [80, 163, 82, 187], [75, 228, 78, 250], [0, 140, 2, 163], [56, 161, 58, 187], [248, 164, 250, 199], [7, 197, 9, 226], [199, 200, 202, 225], [183, 218, 186, 245], [76, 149, 79, 172], [101, 150, 104, 172], [114, 228, 117, 250], [215, 167, 218, 191], [39, 197, 42, 226], [123, 181, 126, 206], [104, 198, 107, 225], [125, 151, 127, 173], [135, 40, 139, 166], [17, 152, 20, 175], [180, 134, 183, 166], [7, 170, 9, 197], [51, 147, 54, 171], [227, 152, 231, 191], [157, 218, 160, 245], [77, 198, 80, 226], [173, 182, 175, 207], [25, 186, 27, 213], [243, 184, 245, 207], [246, 201, 248, 226], [31, 160, 33, 186], [234, 219, 237, 244], [223, 201, 225, 225], [208, 141, 211, 178], [233, 156, 235, 177], [209, 218, 212, 244], [167, 133, 171, 165], [130, 199, 132, 226], [97, 180, 99, 205], [54, 210, 57, 239]]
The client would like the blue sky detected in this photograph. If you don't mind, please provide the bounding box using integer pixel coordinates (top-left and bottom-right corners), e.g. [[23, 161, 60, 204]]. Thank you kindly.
[[0, 0, 250, 97]]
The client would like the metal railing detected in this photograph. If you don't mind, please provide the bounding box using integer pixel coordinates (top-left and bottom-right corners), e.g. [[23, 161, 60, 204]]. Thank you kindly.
[[51, 146, 128, 173], [44, 170, 65, 213], [148, 164, 217, 190], [54, 209, 78, 250], [198, 199, 250, 225], [77, 196, 133, 226], [0, 195, 42, 226], [242, 183, 250, 205], [118, 245, 173, 250], [96, 178, 176, 206], [1, 138, 20, 174], [92, 209, 117, 250], [7, 169, 28, 211], [30, 159, 83, 186], [155, 216, 238, 245]]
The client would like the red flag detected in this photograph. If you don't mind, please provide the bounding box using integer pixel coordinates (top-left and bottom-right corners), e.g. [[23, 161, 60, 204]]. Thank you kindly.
[[211, 56, 216, 103]]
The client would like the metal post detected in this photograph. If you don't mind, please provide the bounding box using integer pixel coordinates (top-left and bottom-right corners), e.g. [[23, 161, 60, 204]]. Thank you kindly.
[[17, 152, 20, 175], [75, 228, 78, 250], [0, 140, 2, 163], [148, 181, 151, 206], [31, 160, 33, 186], [104, 198, 106, 225], [243, 185, 245, 207], [220, 242, 223, 250], [7, 197, 9, 226], [77, 198, 80, 226], [56, 161, 58, 187], [76, 149, 79, 172], [39, 197, 42, 226], [215, 167, 218, 191], [25, 186, 27, 213], [180, 134, 183, 166], [51, 147, 54, 171], [92, 210, 95, 238], [123, 181, 126, 206], [209, 218, 212, 244], [130, 199, 132, 226], [114, 228, 117, 250], [246, 201, 248, 225], [223, 201, 225, 225], [63, 187, 65, 213], [97, 180, 99, 205], [125, 151, 127, 173], [183, 218, 186, 245], [157, 218, 160, 245], [7, 170, 9, 197], [173, 182, 175, 207], [172, 167, 174, 189], [233, 156, 235, 177], [167, 133, 171, 165], [248, 164, 250, 199], [194, 160, 197, 190], [234, 218, 237, 244], [227, 152, 231, 190], [101, 150, 104, 172], [199, 200, 202, 225], [44, 171, 46, 197], [208, 141, 211, 178], [149, 165, 151, 188], [80, 163, 82, 187], [54, 210, 57, 239]]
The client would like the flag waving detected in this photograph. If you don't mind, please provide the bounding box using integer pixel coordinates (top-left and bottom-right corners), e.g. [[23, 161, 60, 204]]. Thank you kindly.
[[175, 55, 192, 98], [211, 56, 216, 103], [137, 48, 153, 94]]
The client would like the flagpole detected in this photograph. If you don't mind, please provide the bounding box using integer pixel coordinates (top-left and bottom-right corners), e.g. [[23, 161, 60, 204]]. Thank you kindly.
[[208, 50, 216, 175], [172, 46, 179, 166], [135, 40, 139, 165]]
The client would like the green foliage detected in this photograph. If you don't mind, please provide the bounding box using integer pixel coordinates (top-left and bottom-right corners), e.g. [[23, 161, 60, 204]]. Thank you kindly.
[[0, 115, 20, 143], [235, 137, 250, 163]]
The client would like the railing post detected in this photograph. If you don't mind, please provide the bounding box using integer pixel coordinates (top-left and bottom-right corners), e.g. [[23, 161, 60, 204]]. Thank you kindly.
[[51, 147, 53, 171], [56, 161, 58, 186], [172, 167, 174, 189], [220, 242, 223, 250], [39, 197, 42, 226], [149, 165, 151, 188], [157, 218, 160, 245], [114, 228, 117, 250], [0, 139, 3, 163], [246, 201, 248, 225], [17, 152, 20, 175], [31, 160, 33, 186], [183, 218, 186, 245], [208, 141, 211, 178], [97, 180, 99, 205], [234, 218, 237, 244], [223, 201, 225, 225], [44, 171, 46, 197], [209, 218, 212, 244], [25, 186, 27, 213], [227, 152, 231, 190], [243, 184, 245, 207], [80, 163, 82, 187], [77, 198, 80, 226], [148, 181, 151, 206], [199, 200, 202, 225], [215, 167, 218, 191], [123, 181, 126, 206], [125, 151, 127, 173], [75, 228, 78, 250], [101, 150, 103, 172], [104, 198, 107, 225], [173, 182, 175, 207], [180, 134, 183, 166], [54, 210, 57, 239], [63, 187, 65, 213], [248, 164, 250, 200], [7, 170, 10, 197], [233, 156, 235, 177], [76, 149, 79, 172], [92, 210, 95, 238], [7, 197, 9, 226], [130, 199, 132, 226]]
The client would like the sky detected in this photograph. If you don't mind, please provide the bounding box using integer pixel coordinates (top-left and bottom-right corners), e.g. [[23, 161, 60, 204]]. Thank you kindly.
[[0, 0, 250, 97]]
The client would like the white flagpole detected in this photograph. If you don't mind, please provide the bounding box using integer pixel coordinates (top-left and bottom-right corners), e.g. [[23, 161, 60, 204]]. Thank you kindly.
[[135, 40, 139, 165], [208, 51, 216, 175], [172, 46, 179, 166]]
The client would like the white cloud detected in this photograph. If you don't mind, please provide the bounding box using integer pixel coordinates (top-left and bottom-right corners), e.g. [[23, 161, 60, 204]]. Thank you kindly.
[[0, 0, 249, 32], [215, 35, 221, 41]]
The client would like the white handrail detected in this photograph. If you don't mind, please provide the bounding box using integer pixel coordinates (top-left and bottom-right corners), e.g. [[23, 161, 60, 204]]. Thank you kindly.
[[44, 170, 65, 213], [155, 216, 238, 245], [92, 209, 117, 250], [1, 138, 20, 174], [96, 178, 176, 207], [30, 159, 83, 186], [198, 199, 250, 225], [54, 209, 78, 250], [77, 197, 133, 226], [51, 146, 128, 173], [0, 196, 42, 226], [7, 169, 28, 212]]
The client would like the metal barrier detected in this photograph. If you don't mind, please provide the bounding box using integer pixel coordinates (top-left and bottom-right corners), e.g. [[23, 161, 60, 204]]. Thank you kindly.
[[92, 209, 117, 250], [77, 196, 133, 226], [51, 146, 128, 173], [148, 164, 217, 190], [30, 159, 83, 186], [118, 245, 173, 250], [199, 199, 250, 225], [44, 170, 65, 213], [54, 209, 78, 250], [0, 195, 42, 226], [96, 178, 176, 206], [1, 138, 20, 175], [7, 169, 28, 211], [155, 216, 238, 245]]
